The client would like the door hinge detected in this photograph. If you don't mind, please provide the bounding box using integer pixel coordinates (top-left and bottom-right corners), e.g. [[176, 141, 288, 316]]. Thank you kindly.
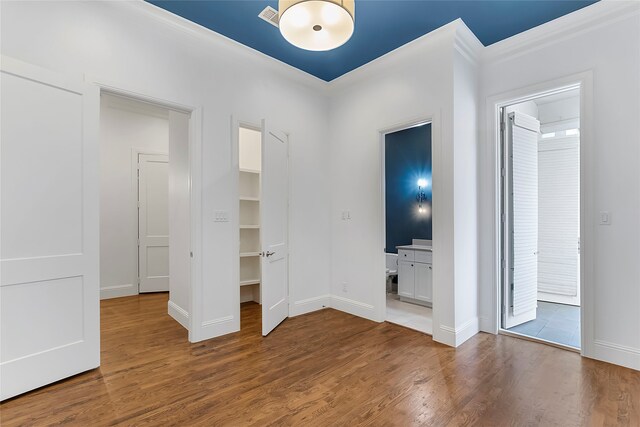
[[190, 251, 194, 258], [137, 238, 140, 247]]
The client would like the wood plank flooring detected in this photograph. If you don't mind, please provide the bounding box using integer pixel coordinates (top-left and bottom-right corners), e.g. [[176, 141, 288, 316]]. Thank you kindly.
[[1, 293, 639, 426]]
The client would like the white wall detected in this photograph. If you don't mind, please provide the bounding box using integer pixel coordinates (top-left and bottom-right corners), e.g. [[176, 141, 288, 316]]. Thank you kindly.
[[99, 94, 169, 300], [327, 21, 482, 347], [479, 1, 640, 370], [1, 0, 332, 341], [168, 110, 191, 328]]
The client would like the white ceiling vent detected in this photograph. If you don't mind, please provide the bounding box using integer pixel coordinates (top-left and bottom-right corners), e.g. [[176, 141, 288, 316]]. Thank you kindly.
[[258, 6, 279, 28]]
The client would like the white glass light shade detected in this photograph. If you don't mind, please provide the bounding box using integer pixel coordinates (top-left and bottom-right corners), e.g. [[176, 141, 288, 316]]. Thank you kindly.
[[278, 0, 355, 51]]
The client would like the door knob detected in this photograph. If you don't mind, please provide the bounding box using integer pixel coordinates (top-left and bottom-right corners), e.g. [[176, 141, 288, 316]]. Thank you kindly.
[[265, 251, 275, 257]]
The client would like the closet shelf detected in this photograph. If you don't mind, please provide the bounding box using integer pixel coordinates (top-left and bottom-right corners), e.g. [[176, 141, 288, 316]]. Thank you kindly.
[[240, 168, 260, 174], [240, 279, 260, 287], [239, 196, 260, 202], [240, 252, 261, 258], [240, 225, 260, 229]]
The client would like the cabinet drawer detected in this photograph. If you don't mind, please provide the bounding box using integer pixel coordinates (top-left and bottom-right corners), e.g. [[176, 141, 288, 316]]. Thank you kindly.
[[398, 249, 415, 262], [415, 250, 432, 264]]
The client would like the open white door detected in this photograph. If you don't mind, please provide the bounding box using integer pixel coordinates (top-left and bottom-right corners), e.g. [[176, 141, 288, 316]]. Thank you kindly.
[[138, 153, 170, 293], [0, 57, 99, 400], [504, 111, 539, 329], [260, 121, 289, 336]]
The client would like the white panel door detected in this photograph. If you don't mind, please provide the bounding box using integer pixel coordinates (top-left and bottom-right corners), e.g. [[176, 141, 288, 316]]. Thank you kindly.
[[138, 153, 169, 293], [505, 112, 539, 328], [260, 121, 289, 336], [0, 57, 99, 400]]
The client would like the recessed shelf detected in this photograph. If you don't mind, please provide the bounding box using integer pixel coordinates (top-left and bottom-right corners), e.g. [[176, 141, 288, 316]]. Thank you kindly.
[[240, 252, 261, 257], [240, 168, 260, 174], [240, 279, 260, 287], [240, 225, 260, 229], [239, 196, 260, 202]]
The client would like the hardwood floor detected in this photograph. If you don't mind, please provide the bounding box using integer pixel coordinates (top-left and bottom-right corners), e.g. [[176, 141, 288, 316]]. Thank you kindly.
[[1, 294, 639, 426]]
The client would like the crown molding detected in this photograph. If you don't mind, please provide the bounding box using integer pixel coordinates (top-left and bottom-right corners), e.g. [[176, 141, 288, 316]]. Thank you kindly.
[[453, 19, 484, 67], [482, 0, 640, 64], [123, 0, 328, 92]]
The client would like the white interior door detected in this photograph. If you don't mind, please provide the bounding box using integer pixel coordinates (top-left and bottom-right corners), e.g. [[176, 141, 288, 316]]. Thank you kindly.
[[0, 57, 100, 400], [138, 153, 169, 293], [504, 111, 540, 329], [260, 121, 289, 336]]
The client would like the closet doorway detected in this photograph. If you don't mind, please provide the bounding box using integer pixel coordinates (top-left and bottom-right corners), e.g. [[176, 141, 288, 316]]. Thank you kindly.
[[236, 121, 290, 336], [500, 86, 582, 350]]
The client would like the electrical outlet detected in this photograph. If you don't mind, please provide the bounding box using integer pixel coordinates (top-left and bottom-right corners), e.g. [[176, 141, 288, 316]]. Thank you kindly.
[[342, 282, 348, 293]]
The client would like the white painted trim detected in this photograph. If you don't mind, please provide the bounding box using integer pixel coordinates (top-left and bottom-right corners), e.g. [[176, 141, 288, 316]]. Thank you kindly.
[[168, 300, 189, 329], [127, 1, 327, 89], [485, 71, 595, 360], [483, 1, 640, 64], [438, 317, 479, 347], [100, 284, 138, 300], [289, 295, 331, 317], [592, 341, 640, 372], [197, 315, 236, 339], [330, 295, 377, 321]]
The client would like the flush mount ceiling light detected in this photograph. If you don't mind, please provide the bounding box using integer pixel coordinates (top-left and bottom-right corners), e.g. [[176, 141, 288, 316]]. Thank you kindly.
[[278, 0, 355, 51]]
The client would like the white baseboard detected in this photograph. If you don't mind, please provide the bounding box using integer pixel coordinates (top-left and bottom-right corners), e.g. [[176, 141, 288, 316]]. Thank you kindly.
[[591, 340, 640, 372], [191, 315, 237, 343], [168, 300, 189, 330], [330, 294, 378, 322], [478, 315, 496, 334], [100, 283, 137, 300], [290, 294, 330, 317], [434, 317, 480, 347]]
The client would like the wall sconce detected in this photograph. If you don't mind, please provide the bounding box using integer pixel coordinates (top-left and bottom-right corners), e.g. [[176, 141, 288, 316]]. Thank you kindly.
[[417, 179, 428, 213]]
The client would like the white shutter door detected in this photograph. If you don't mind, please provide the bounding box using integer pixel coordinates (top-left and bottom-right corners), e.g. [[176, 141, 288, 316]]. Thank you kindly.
[[508, 112, 539, 326], [538, 137, 580, 299]]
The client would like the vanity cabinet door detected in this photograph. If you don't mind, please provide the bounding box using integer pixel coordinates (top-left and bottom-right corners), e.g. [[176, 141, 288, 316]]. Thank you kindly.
[[415, 263, 433, 303], [398, 261, 415, 298]]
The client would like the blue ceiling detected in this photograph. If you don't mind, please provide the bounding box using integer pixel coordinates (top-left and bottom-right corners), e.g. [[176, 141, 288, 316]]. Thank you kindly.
[[148, 0, 597, 81]]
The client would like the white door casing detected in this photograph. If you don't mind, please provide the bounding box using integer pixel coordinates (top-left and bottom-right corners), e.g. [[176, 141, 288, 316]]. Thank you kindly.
[[0, 57, 100, 400], [260, 121, 289, 336], [504, 111, 540, 328], [138, 153, 169, 293]]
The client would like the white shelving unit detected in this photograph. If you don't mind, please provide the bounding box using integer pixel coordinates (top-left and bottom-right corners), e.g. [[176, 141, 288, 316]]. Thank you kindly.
[[239, 128, 262, 304]]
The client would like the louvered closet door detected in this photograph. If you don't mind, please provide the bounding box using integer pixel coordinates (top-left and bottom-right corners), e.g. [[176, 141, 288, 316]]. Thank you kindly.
[[505, 112, 539, 328], [538, 137, 580, 304]]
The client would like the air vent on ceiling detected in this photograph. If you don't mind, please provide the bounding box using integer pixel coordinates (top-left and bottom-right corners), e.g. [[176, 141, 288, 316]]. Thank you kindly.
[[258, 6, 279, 28]]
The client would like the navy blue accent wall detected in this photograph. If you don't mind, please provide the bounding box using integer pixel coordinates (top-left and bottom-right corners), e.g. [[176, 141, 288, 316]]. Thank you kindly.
[[385, 124, 432, 254]]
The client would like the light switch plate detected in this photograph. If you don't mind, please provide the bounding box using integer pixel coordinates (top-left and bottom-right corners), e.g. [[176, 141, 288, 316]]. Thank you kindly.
[[214, 210, 229, 222], [599, 211, 611, 225], [342, 211, 351, 220]]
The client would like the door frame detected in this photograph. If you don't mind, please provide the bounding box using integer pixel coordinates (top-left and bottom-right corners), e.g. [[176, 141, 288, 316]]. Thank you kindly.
[[94, 81, 203, 343], [486, 71, 593, 357], [378, 115, 437, 327], [131, 148, 169, 294], [230, 116, 292, 332]]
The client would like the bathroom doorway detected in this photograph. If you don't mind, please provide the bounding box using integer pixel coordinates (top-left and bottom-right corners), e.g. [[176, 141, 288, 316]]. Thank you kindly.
[[382, 121, 433, 335], [500, 86, 581, 349]]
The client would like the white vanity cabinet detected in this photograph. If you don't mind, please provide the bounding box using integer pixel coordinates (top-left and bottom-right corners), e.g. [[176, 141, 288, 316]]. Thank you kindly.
[[396, 245, 432, 305]]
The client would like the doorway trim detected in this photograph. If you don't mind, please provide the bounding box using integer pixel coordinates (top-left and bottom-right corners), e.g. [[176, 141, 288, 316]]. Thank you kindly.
[[485, 71, 593, 358], [93, 80, 203, 343], [377, 113, 440, 331]]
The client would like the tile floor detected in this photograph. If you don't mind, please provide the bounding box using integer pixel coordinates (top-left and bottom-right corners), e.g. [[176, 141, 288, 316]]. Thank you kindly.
[[508, 301, 580, 348], [386, 293, 433, 335]]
